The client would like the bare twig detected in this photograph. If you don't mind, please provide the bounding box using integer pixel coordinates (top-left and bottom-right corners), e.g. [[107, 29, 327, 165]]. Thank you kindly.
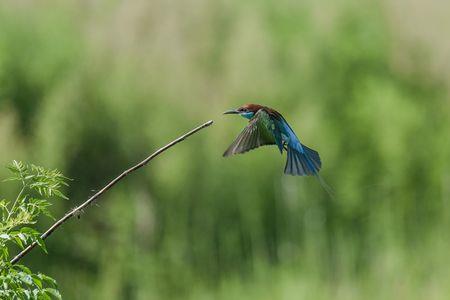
[[10, 120, 214, 264]]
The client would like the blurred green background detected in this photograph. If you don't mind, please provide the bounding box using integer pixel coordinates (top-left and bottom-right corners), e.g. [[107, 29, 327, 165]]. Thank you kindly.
[[1, 0, 450, 299]]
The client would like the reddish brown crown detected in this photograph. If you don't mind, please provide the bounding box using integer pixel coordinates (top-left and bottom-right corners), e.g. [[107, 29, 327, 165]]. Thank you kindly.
[[241, 103, 264, 113], [240, 103, 284, 120]]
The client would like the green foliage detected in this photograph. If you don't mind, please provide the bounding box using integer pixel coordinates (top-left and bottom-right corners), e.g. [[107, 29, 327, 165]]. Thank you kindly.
[[0, 161, 67, 299]]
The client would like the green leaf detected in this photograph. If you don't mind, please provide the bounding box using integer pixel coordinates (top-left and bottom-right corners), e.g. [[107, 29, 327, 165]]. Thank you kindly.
[[1, 246, 9, 260], [17, 233, 28, 244], [20, 227, 39, 235], [44, 288, 61, 299], [14, 264, 32, 275], [13, 236, 24, 249], [38, 274, 57, 287], [0, 233, 10, 240], [36, 237, 47, 254], [52, 190, 68, 200], [31, 275, 43, 289], [2, 177, 19, 182], [18, 273, 33, 285], [38, 291, 51, 300]]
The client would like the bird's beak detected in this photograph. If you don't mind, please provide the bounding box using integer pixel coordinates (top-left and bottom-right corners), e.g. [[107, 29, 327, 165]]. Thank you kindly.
[[223, 109, 239, 115]]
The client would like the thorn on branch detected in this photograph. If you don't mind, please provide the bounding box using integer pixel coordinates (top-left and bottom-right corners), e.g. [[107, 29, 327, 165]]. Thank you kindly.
[[72, 208, 84, 219]]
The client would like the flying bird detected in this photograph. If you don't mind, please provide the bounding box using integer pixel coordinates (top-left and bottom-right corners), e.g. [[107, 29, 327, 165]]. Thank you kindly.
[[223, 104, 332, 193]]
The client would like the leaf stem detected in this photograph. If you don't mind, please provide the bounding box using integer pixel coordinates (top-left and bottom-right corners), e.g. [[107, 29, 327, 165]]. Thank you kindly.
[[6, 184, 26, 225]]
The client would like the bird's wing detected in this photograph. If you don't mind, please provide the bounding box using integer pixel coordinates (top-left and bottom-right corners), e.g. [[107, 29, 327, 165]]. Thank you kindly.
[[223, 109, 276, 157]]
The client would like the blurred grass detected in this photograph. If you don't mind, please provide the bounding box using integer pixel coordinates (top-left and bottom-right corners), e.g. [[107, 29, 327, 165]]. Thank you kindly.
[[1, 0, 450, 299]]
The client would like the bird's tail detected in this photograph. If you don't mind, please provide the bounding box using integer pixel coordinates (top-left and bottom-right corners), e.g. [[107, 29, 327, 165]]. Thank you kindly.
[[284, 145, 334, 198], [284, 144, 321, 176]]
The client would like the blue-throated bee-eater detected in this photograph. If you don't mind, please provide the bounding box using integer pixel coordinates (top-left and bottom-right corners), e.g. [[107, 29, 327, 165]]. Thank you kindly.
[[223, 104, 332, 194]]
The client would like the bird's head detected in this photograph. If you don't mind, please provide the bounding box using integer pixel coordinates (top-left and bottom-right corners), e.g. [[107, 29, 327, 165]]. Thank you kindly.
[[223, 104, 263, 119]]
